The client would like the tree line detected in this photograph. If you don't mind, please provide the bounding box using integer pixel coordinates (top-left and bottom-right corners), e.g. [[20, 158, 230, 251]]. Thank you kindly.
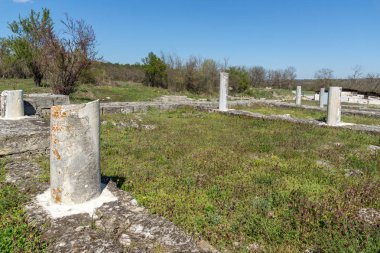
[[140, 53, 380, 95], [141, 52, 297, 94]]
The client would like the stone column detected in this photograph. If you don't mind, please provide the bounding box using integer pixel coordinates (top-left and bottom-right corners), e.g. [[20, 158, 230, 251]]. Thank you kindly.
[[50, 100, 101, 205], [319, 88, 325, 108], [296, 86, 302, 105], [0, 90, 24, 119], [219, 72, 229, 111], [327, 87, 342, 126]]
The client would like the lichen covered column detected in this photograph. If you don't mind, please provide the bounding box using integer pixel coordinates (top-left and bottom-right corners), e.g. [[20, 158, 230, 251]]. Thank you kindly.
[[219, 72, 229, 111], [0, 90, 24, 118], [50, 100, 101, 204], [296, 86, 302, 105], [327, 87, 342, 126], [319, 88, 325, 108]]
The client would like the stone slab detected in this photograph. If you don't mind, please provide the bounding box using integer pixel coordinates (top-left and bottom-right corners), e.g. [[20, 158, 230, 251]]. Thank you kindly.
[[0, 118, 49, 156], [24, 93, 70, 116]]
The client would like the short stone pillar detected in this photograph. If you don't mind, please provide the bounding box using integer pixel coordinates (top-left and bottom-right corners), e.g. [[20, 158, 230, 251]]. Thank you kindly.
[[50, 100, 101, 204], [319, 88, 325, 108], [0, 90, 24, 119], [219, 72, 229, 111], [327, 87, 342, 126], [296, 86, 302, 105]]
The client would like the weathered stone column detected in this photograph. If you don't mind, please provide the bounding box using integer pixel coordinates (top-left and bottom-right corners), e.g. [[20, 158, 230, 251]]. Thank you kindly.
[[219, 72, 229, 111], [319, 88, 325, 108], [296, 86, 302, 105], [50, 100, 101, 204], [0, 90, 24, 119], [327, 87, 342, 126]]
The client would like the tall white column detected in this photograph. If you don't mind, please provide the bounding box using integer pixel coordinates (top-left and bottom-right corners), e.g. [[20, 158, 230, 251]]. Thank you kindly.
[[219, 72, 229, 111], [50, 100, 101, 204], [327, 87, 342, 126], [296, 86, 302, 105], [0, 90, 24, 119], [319, 88, 325, 108]]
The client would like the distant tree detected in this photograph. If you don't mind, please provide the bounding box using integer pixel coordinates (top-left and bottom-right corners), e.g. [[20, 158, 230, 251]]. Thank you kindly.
[[184, 56, 201, 92], [161, 53, 185, 91], [348, 65, 363, 89], [365, 73, 380, 93], [7, 8, 53, 86], [249, 66, 266, 87], [229, 67, 250, 93], [314, 68, 334, 87], [266, 69, 282, 87], [199, 59, 219, 94], [142, 52, 167, 88], [282, 66, 297, 88], [46, 15, 98, 95]]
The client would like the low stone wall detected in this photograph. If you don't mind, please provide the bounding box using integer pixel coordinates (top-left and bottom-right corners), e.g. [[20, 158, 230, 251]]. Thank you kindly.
[[218, 109, 380, 134], [0, 118, 49, 156], [99, 98, 380, 118], [248, 99, 380, 118], [24, 93, 70, 116]]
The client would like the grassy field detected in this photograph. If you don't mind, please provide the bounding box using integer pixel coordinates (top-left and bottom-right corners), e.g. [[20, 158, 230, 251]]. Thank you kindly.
[[0, 79, 188, 103], [0, 159, 46, 252], [97, 108, 379, 252], [3, 107, 379, 252], [242, 87, 293, 100], [235, 104, 380, 126], [1, 79, 379, 251]]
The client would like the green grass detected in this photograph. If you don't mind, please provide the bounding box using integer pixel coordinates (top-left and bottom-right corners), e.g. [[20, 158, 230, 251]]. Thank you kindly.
[[94, 108, 379, 252], [0, 78, 51, 94], [69, 82, 173, 103], [242, 87, 293, 99], [236, 104, 380, 126], [0, 78, 199, 103], [0, 159, 46, 252]]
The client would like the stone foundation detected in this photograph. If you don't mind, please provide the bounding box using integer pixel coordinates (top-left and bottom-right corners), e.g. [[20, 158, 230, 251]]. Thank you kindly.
[[5, 160, 216, 253], [24, 93, 70, 116], [0, 118, 49, 156]]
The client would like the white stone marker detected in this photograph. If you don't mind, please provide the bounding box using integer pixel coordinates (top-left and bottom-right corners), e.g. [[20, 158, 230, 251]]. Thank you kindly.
[[319, 88, 325, 108], [327, 87, 342, 126], [0, 90, 24, 119], [296, 86, 302, 105], [50, 100, 101, 204], [219, 72, 229, 111]]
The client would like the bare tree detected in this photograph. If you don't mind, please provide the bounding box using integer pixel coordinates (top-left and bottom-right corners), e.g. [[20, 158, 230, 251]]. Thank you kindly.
[[249, 66, 266, 87], [314, 68, 334, 87], [365, 73, 380, 93], [348, 65, 363, 89], [184, 56, 202, 93], [46, 15, 97, 95], [161, 52, 185, 91], [267, 69, 282, 87], [222, 57, 229, 71], [350, 65, 363, 79], [282, 66, 297, 88], [200, 59, 219, 94]]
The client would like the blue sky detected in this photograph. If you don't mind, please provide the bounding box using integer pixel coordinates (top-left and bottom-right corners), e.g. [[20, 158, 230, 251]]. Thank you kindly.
[[0, 0, 380, 79]]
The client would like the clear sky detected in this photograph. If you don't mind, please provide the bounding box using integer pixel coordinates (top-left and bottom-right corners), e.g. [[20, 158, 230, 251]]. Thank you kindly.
[[0, 0, 380, 79]]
